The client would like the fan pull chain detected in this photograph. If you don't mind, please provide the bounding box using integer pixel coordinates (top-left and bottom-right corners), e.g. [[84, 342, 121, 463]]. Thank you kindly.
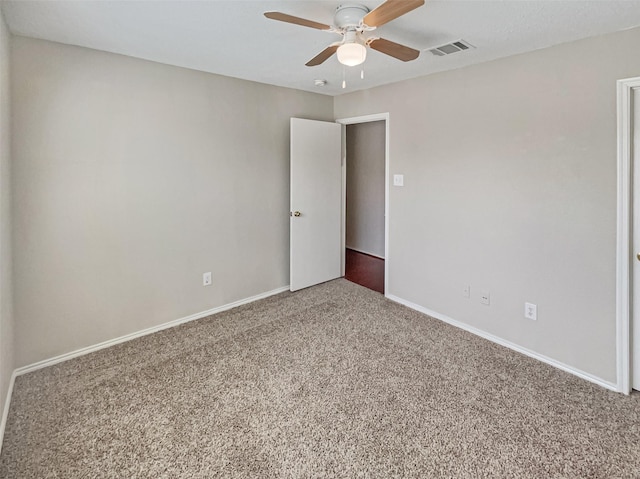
[[342, 66, 346, 89], [361, 65, 365, 80]]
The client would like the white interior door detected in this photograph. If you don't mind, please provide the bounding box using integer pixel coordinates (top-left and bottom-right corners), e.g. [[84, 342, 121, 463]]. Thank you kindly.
[[290, 118, 341, 292], [633, 91, 640, 390]]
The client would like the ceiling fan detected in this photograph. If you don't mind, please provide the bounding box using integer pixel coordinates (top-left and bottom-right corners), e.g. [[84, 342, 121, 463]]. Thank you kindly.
[[264, 0, 425, 67]]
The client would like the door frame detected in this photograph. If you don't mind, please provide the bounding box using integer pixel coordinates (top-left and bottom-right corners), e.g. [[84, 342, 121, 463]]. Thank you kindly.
[[616, 76, 640, 394], [336, 113, 390, 297]]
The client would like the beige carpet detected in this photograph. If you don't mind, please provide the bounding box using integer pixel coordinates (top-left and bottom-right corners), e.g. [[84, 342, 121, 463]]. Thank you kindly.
[[1, 279, 639, 478]]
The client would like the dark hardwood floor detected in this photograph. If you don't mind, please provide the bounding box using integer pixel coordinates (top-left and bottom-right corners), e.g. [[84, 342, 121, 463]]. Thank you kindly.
[[344, 248, 384, 294]]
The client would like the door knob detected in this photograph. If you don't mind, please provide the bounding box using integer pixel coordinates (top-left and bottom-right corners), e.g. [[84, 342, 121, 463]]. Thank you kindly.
[[292, 211, 301, 217], [637, 252, 640, 261]]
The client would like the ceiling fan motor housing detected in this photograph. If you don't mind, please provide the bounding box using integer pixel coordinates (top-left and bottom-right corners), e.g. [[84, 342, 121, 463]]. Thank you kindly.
[[334, 5, 369, 29]]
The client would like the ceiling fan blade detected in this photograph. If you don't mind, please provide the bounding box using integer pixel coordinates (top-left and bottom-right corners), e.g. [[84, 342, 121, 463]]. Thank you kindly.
[[306, 45, 339, 67], [264, 12, 332, 31], [368, 37, 420, 62], [363, 0, 425, 28]]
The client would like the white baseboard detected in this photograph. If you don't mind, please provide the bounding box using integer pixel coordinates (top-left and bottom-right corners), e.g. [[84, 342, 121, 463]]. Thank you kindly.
[[345, 246, 385, 260], [15, 285, 290, 377], [2, 285, 618, 454], [386, 294, 619, 393], [1, 284, 289, 453], [0, 370, 16, 454]]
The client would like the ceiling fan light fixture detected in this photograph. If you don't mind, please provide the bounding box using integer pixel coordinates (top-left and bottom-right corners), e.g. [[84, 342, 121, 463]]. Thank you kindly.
[[337, 42, 366, 66], [265, 0, 425, 67]]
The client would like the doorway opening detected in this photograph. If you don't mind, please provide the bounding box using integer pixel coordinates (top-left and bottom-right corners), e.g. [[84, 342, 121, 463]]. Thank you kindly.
[[344, 248, 384, 294], [616, 76, 640, 394], [337, 114, 389, 295]]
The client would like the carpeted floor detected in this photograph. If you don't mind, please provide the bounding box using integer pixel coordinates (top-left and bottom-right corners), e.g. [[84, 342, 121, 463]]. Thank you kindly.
[[1, 279, 639, 478]]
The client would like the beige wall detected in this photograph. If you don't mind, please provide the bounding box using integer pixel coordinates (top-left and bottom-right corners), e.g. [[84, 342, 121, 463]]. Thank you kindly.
[[0, 10, 13, 427], [346, 121, 385, 258], [335, 27, 640, 384], [11, 36, 333, 367]]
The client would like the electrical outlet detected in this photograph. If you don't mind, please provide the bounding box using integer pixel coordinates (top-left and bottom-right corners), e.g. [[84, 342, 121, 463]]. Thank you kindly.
[[525, 302, 537, 320], [203, 272, 212, 286], [463, 285, 470, 298], [480, 291, 490, 305]]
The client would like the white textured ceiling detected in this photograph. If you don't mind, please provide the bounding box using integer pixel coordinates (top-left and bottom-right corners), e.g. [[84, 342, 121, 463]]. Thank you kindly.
[[2, 0, 640, 96]]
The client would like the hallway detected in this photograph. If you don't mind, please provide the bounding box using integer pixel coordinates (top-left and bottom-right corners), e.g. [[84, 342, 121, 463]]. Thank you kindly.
[[344, 248, 384, 294]]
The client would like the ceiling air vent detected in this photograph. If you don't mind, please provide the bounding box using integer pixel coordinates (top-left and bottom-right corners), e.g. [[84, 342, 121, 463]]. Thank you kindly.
[[428, 40, 474, 57]]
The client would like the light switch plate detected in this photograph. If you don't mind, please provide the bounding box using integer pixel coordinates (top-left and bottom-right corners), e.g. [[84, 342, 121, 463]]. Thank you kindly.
[[393, 174, 404, 186]]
